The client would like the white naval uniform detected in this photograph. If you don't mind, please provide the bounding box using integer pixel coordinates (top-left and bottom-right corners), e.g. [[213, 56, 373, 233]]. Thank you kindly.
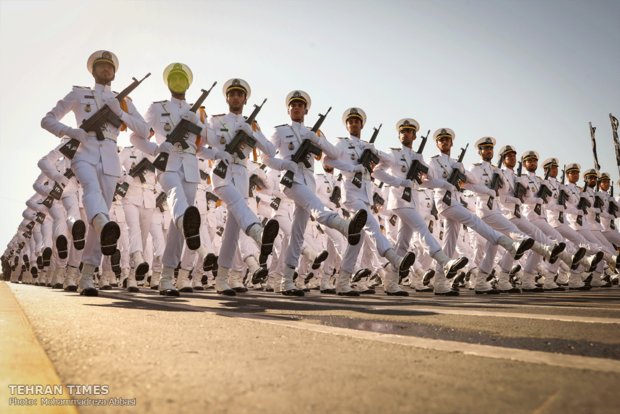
[[324, 135, 393, 274], [467, 161, 531, 274], [263, 121, 341, 270], [41, 83, 149, 267], [429, 153, 504, 273], [208, 112, 276, 269], [373, 146, 448, 262], [131, 97, 210, 269], [598, 191, 620, 246], [119, 146, 156, 263]]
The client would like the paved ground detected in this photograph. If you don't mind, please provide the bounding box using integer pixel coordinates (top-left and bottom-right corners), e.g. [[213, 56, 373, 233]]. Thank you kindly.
[[1, 280, 619, 414]]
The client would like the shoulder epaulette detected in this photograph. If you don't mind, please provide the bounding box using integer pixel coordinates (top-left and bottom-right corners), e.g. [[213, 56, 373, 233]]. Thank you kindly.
[[152, 100, 167, 104], [211, 113, 225, 117], [473, 162, 481, 166], [337, 136, 348, 140], [390, 147, 401, 151], [431, 154, 439, 159], [274, 124, 288, 128], [72, 85, 90, 90]]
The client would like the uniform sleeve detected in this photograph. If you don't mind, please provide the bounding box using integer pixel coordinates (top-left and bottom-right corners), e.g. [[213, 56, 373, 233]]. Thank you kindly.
[[261, 129, 288, 171], [130, 104, 159, 156], [120, 99, 150, 139], [41, 90, 77, 138], [373, 154, 402, 187], [324, 142, 357, 172], [37, 150, 61, 181]]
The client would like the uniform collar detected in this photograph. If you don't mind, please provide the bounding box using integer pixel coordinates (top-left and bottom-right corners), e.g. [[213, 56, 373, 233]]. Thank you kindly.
[[94, 83, 111, 93], [170, 96, 187, 107], [228, 112, 244, 121]]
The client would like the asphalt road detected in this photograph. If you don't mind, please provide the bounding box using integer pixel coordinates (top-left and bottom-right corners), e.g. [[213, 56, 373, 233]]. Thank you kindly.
[[2, 281, 619, 414]]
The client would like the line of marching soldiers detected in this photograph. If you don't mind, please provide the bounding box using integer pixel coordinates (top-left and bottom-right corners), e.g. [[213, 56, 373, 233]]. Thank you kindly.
[[2, 50, 619, 298]]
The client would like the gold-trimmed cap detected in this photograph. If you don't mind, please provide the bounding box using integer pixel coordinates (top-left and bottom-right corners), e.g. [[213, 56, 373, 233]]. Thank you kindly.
[[223, 78, 251, 99], [542, 157, 559, 169], [285, 90, 311, 110], [521, 150, 539, 162], [342, 107, 367, 126], [433, 128, 455, 141], [396, 118, 419, 133], [87, 50, 118, 74], [475, 136, 496, 148], [565, 163, 581, 173]]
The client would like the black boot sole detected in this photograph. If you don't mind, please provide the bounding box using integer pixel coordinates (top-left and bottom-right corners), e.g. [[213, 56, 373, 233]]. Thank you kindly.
[[100, 222, 121, 256], [72, 220, 86, 250], [347, 210, 367, 245], [183, 206, 201, 250]]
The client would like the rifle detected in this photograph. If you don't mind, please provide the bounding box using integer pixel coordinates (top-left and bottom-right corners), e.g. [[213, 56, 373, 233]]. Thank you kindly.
[[402, 129, 431, 202], [352, 124, 382, 188], [49, 168, 75, 200], [372, 192, 385, 212], [329, 186, 341, 208], [269, 197, 281, 211], [280, 107, 332, 188], [514, 161, 527, 202], [486, 157, 504, 209], [534, 169, 552, 215], [153, 83, 217, 170], [80, 73, 151, 141], [58, 138, 80, 159], [128, 157, 155, 184], [114, 182, 130, 199], [155, 192, 167, 213], [212, 98, 267, 179], [35, 212, 46, 224], [442, 143, 469, 205]]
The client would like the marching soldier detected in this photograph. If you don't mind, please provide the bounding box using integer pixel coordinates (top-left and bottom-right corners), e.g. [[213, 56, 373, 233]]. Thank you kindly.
[[324, 108, 417, 296], [41, 50, 150, 296], [428, 128, 534, 295], [263, 91, 367, 296], [373, 118, 468, 294], [130, 62, 210, 296], [468, 140, 568, 292], [208, 78, 280, 296]]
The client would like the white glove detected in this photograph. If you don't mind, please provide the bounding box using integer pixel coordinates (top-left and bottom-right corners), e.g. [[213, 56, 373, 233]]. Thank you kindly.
[[534, 197, 543, 204], [156, 141, 174, 154], [104, 98, 123, 117], [453, 162, 465, 173], [486, 188, 496, 197], [66, 127, 87, 143], [364, 143, 378, 154], [239, 123, 254, 137], [303, 131, 321, 145], [400, 179, 413, 188], [181, 111, 200, 125], [282, 160, 298, 173], [352, 164, 365, 173], [214, 149, 233, 164]]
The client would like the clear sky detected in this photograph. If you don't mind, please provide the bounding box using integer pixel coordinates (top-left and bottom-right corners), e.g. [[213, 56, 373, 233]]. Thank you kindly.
[[0, 0, 619, 250]]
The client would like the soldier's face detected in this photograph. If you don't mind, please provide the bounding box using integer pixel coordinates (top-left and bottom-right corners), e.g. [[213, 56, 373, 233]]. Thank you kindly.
[[585, 175, 597, 187], [479, 146, 493, 162], [399, 128, 416, 147], [92, 62, 115, 84], [503, 152, 516, 168], [288, 101, 306, 122], [167, 73, 189, 94], [567, 170, 579, 184], [548, 165, 558, 178], [226, 90, 247, 111], [600, 180, 610, 191], [346, 118, 363, 137], [436, 137, 452, 153], [524, 158, 538, 172]]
